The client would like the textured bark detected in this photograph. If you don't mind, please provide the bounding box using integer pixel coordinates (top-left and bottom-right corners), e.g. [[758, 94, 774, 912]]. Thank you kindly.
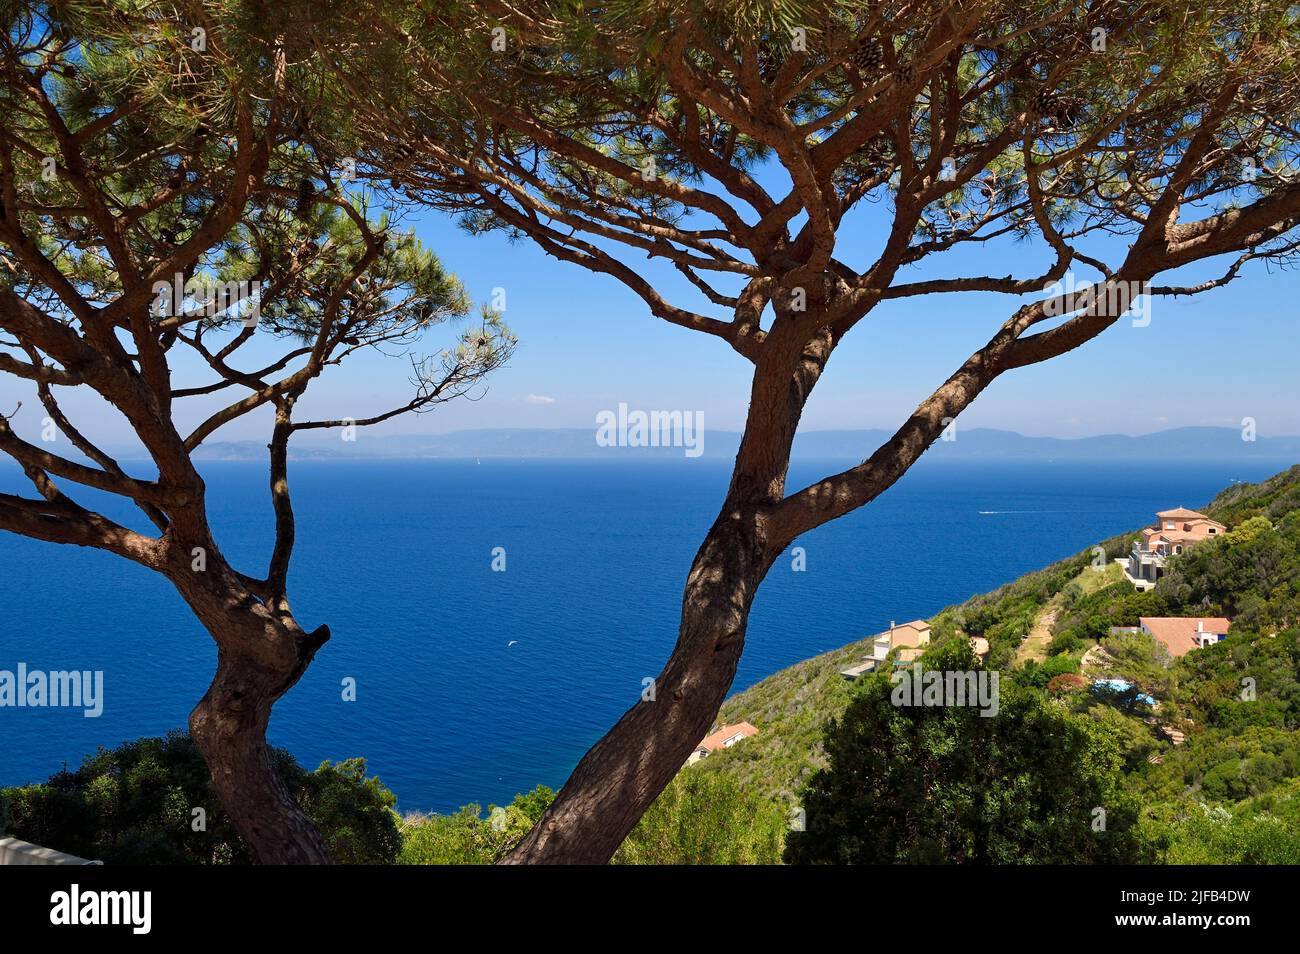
[[503, 309, 825, 865], [189, 649, 330, 865], [325, 5, 1300, 865], [0, 13, 513, 868], [503, 505, 771, 864], [178, 565, 333, 864]]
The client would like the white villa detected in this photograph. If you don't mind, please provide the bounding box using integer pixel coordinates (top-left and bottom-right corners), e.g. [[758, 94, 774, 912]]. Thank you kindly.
[[840, 619, 932, 680], [1124, 507, 1225, 591]]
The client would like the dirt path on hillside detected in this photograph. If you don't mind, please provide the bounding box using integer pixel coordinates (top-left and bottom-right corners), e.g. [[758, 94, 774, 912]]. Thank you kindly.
[[1015, 606, 1059, 665]]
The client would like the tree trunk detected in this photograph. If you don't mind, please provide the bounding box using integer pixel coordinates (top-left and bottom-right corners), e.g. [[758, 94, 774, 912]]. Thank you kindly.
[[177, 562, 333, 864], [188, 645, 332, 864], [503, 503, 772, 864], [502, 310, 827, 865]]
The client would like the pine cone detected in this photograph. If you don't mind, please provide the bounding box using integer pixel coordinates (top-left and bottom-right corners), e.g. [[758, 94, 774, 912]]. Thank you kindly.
[[850, 37, 884, 74], [1033, 89, 1062, 118], [386, 137, 416, 165], [895, 63, 916, 86], [294, 178, 316, 219]]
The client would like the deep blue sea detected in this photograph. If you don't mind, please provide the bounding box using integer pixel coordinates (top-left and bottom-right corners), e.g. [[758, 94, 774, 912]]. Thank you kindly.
[[1, 456, 1293, 812]]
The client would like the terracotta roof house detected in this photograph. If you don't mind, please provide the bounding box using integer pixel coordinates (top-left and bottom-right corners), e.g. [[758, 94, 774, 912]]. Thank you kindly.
[[1140, 617, 1232, 658], [686, 721, 759, 765], [840, 619, 932, 680], [1125, 508, 1226, 591]]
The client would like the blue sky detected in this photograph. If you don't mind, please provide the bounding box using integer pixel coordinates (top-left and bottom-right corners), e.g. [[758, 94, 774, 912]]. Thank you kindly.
[[312, 192, 1300, 442], [4, 185, 1298, 447], [428, 212, 1296, 433]]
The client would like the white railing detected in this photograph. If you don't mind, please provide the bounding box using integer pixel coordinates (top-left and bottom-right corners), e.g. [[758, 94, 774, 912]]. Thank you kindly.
[[0, 836, 97, 865]]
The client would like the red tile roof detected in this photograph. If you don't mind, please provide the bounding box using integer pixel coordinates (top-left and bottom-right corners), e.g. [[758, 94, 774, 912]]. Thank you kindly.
[[697, 721, 759, 753], [1140, 510, 1226, 550], [1140, 617, 1232, 657]]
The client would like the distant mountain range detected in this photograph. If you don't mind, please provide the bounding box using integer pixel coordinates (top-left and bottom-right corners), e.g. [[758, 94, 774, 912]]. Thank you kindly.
[[182, 426, 1300, 462]]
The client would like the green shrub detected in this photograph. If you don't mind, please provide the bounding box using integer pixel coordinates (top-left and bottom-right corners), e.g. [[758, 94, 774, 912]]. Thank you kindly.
[[787, 640, 1149, 864], [1019, 652, 1080, 688], [1145, 798, 1300, 864], [612, 770, 787, 865], [398, 786, 554, 864], [0, 732, 401, 864]]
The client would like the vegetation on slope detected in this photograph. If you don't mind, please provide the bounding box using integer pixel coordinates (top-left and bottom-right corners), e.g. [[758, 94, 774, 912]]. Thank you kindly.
[[700, 464, 1300, 863], [788, 640, 1148, 864]]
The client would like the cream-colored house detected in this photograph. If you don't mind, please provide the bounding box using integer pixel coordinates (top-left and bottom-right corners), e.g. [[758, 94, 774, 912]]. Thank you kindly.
[[840, 620, 932, 680]]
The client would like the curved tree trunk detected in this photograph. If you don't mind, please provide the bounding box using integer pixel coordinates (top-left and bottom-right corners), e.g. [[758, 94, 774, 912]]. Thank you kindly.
[[503, 504, 773, 864], [502, 314, 832, 864], [189, 646, 331, 864], [176, 560, 333, 864]]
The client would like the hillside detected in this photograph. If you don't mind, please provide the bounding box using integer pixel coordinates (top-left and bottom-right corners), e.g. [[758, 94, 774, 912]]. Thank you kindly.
[[697, 464, 1300, 825], [698, 532, 1127, 801]]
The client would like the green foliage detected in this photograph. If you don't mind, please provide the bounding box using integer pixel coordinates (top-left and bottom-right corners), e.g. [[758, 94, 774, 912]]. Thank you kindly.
[[1140, 725, 1300, 804], [705, 469, 1300, 864], [13, 469, 1300, 867], [1017, 651, 1080, 688], [1204, 465, 1300, 527], [297, 758, 403, 865], [1082, 705, 1160, 770], [1170, 626, 1300, 728], [0, 732, 400, 864], [787, 640, 1149, 864], [1047, 630, 1085, 655], [1143, 786, 1300, 864], [1, 1, 515, 407], [955, 553, 1091, 667], [1225, 515, 1275, 546], [1156, 516, 1300, 633], [324, 0, 1300, 263], [1053, 584, 1169, 646], [397, 786, 555, 865], [1098, 631, 1174, 695], [612, 770, 787, 865], [705, 633, 867, 803], [687, 467, 1300, 864]]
